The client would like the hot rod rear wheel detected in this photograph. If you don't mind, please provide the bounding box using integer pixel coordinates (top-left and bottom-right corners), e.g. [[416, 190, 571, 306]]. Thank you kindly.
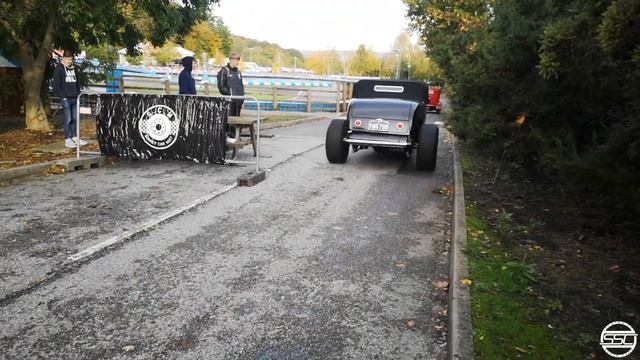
[[416, 124, 439, 171], [325, 119, 349, 163]]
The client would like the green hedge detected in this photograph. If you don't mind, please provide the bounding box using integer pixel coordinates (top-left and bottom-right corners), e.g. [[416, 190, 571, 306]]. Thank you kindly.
[[406, 0, 640, 220]]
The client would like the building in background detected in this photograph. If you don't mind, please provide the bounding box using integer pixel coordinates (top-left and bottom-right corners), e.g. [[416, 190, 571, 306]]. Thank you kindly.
[[117, 43, 195, 66], [0, 53, 23, 116]]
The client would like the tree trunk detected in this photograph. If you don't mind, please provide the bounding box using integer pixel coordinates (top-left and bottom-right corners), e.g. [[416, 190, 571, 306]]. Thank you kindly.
[[0, 4, 57, 131], [23, 64, 52, 131]]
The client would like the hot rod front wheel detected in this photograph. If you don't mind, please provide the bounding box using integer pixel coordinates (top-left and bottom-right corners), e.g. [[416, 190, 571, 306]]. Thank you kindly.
[[325, 119, 349, 163], [416, 124, 439, 171]]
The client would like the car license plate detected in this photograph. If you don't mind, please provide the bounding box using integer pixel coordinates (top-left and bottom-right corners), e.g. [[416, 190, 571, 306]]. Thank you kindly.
[[368, 119, 389, 131]]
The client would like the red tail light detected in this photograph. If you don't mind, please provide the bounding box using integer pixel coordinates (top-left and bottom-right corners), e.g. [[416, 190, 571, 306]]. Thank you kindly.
[[354, 119, 362, 127], [396, 122, 405, 130]]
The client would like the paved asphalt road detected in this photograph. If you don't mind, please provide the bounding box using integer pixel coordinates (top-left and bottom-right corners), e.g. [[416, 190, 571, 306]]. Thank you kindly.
[[1, 115, 453, 359]]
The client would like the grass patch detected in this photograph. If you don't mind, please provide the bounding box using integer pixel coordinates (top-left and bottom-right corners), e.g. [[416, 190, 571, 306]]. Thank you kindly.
[[457, 146, 479, 173], [465, 195, 579, 359], [262, 114, 308, 123], [244, 93, 292, 101]]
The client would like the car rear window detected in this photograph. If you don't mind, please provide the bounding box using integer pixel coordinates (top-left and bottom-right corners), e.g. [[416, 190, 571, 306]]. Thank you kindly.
[[349, 99, 415, 120]]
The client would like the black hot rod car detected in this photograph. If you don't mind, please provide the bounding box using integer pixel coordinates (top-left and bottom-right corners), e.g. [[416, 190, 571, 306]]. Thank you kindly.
[[325, 79, 439, 171]]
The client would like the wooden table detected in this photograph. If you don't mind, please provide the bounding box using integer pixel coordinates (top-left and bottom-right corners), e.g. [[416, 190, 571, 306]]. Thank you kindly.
[[227, 115, 267, 159]]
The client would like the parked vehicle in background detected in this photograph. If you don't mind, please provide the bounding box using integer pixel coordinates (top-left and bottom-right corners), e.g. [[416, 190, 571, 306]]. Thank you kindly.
[[428, 85, 442, 113]]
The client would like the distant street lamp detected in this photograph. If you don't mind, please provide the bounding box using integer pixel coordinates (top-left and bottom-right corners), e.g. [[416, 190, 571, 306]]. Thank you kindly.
[[407, 54, 411, 80], [201, 52, 207, 71], [341, 56, 347, 76], [395, 50, 400, 79]]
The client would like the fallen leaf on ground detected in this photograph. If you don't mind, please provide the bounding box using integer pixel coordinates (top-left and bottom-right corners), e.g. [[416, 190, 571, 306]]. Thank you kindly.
[[44, 164, 65, 175], [514, 346, 528, 353], [460, 278, 473, 286], [609, 265, 621, 273], [404, 319, 416, 329], [387, 212, 399, 216], [432, 185, 454, 196], [395, 261, 406, 269], [432, 280, 449, 290], [122, 345, 135, 352], [1, 121, 97, 170], [180, 338, 192, 350]]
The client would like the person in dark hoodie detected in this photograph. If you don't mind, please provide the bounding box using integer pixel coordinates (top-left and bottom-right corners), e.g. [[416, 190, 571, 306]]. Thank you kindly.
[[53, 50, 87, 148], [216, 52, 244, 116], [178, 56, 197, 95]]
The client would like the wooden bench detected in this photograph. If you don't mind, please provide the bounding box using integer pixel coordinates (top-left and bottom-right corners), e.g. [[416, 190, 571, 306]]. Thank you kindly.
[[226, 115, 267, 159]]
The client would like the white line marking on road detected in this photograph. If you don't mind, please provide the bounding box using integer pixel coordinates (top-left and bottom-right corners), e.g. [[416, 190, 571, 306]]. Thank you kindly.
[[66, 183, 237, 262]]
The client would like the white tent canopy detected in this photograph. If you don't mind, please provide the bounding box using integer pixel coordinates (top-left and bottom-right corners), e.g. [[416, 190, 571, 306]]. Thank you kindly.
[[0, 54, 19, 68], [118, 43, 194, 65], [175, 47, 195, 57], [117, 44, 194, 56]]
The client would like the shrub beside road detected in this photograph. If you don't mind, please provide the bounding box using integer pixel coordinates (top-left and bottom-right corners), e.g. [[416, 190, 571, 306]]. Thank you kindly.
[[459, 143, 640, 359]]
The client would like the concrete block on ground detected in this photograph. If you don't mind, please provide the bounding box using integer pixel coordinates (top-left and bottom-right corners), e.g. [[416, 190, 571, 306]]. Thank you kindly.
[[56, 156, 106, 172], [32, 140, 98, 155], [237, 170, 266, 187], [32, 142, 73, 155]]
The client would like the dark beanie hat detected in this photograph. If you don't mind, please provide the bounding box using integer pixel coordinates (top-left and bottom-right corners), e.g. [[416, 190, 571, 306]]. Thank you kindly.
[[63, 50, 74, 58]]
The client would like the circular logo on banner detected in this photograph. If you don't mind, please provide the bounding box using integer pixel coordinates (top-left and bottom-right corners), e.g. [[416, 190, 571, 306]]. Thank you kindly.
[[138, 105, 179, 150], [600, 321, 637, 358]]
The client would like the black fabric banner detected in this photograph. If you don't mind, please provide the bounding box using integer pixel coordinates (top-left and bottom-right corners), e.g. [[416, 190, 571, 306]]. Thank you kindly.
[[96, 94, 230, 164]]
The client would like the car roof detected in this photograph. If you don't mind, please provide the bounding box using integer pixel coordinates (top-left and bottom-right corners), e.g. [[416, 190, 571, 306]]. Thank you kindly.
[[352, 80, 428, 104]]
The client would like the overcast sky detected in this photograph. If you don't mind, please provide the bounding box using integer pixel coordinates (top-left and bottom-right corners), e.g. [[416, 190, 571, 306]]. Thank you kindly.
[[212, 0, 414, 52]]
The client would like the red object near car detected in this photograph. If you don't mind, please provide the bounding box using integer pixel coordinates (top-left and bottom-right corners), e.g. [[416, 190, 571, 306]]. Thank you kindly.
[[428, 86, 442, 113]]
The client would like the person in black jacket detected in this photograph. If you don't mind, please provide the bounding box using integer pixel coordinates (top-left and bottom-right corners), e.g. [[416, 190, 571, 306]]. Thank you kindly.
[[217, 52, 245, 116], [52, 50, 87, 148], [178, 56, 197, 95]]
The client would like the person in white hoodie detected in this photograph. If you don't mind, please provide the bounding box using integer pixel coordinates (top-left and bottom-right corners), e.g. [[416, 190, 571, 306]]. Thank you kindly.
[[52, 50, 87, 148]]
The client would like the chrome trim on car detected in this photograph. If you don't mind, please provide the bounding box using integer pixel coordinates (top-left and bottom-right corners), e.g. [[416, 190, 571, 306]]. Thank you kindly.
[[374, 85, 404, 93], [343, 138, 412, 147]]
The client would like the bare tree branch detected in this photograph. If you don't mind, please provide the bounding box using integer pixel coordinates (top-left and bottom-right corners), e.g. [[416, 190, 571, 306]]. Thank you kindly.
[[35, 5, 57, 68], [0, 12, 25, 49]]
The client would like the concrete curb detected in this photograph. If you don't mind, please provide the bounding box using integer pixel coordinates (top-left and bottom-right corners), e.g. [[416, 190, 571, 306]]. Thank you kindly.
[[260, 113, 337, 130], [0, 161, 57, 182], [0, 156, 108, 182], [449, 136, 475, 359]]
